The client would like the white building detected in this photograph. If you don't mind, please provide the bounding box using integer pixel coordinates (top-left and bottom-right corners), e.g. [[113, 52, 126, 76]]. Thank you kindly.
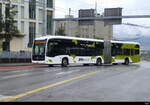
[[0, 0, 54, 52]]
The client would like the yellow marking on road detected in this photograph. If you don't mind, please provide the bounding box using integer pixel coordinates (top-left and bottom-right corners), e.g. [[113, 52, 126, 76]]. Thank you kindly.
[[0, 71, 100, 102]]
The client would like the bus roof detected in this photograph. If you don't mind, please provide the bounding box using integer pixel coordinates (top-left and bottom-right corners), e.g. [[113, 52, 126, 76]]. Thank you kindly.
[[35, 35, 140, 45]]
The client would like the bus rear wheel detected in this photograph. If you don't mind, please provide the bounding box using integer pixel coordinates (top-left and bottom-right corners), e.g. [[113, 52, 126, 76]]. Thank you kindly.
[[96, 58, 102, 66], [61, 58, 69, 67]]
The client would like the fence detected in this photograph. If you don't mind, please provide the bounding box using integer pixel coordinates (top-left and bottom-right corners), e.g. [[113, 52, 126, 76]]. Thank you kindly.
[[0, 51, 32, 63]]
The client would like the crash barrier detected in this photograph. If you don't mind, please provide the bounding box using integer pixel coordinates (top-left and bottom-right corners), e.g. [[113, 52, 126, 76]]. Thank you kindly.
[[0, 51, 32, 63]]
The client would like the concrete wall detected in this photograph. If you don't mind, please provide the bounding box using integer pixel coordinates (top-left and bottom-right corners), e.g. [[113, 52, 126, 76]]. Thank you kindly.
[[55, 20, 113, 40], [10, 37, 25, 52], [10, 37, 32, 52], [95, 21, 113, 40]]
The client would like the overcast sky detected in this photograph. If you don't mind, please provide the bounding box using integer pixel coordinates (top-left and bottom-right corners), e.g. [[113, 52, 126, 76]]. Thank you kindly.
[[55, 0, 150, 39]]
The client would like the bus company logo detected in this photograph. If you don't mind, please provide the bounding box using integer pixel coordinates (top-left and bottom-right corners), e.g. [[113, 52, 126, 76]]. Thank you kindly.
[[79, 58, 84, 61], [79, 58, 90, 61]]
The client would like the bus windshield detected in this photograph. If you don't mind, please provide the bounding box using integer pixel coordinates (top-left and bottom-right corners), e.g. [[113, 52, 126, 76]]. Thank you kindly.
[[32, 40, 47, 61]]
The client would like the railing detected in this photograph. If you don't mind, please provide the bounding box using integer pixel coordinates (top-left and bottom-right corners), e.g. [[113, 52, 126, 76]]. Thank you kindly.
[[0, 51, 32, 63]]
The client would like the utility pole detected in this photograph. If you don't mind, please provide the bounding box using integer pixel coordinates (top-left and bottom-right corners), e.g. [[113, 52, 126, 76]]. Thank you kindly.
[[95, 1, 97, 17], [69, 8, 71, 16], [93, 2, 97, 38], [68, 8, 71, 36]]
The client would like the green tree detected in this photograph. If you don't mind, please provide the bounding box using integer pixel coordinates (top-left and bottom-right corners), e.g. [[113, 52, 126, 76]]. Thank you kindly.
[[0, 0, 20, 51]]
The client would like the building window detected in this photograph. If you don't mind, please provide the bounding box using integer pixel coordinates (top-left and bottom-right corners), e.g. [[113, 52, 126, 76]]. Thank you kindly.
[[21, 21, 24, 34], [20, 0, 24, 4], [5, 4, 10, 19], [21, 6, 24, 19], [47, 10, 53, 34], [12, 5, 18, 19], [47, 0, 53, 8], [28, 22, 36, 47], [38, 9, 43, 21], [0, 3, 2, 16], [38, 0, 43, 7], [11, 0, 18, 3], [38, 23, 43, 35], [0, 3, 2, 32], [14, 21, 18, 28], [6, 4, 18, 19], [29, 0, 36, 19]]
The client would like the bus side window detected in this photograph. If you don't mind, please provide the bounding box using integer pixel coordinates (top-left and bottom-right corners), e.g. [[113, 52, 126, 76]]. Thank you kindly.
[[131, 49, 134, 55], [123, 49, 130, 56], [111, 48, 117, 56], [135, 50, 140, 55]]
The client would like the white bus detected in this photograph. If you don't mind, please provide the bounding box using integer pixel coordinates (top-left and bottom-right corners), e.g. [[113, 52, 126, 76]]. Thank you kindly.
[[32, 35, 140, 67]]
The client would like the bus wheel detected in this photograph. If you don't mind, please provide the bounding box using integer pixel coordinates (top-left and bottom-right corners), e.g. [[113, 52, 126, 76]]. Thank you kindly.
[[61, 58, 68, 67], [83, 64, 89, 66], [113, 63, 118, 65], [124, 58, 130, 65], [48, 64, 54, 67], [96, 58, 102, 66]]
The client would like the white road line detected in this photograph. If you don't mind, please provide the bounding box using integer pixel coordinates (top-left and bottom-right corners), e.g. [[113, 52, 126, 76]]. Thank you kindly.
[[56, 70, 80, 75], [1, 73, 30, 80], [45, 69, 62, 72], [0, 95, 12, 100], [9, 70, 23, 73], [7, 68, 61, 74]]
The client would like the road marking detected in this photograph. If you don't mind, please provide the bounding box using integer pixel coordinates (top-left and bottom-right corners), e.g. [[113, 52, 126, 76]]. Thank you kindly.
[[9, 70, 23, 73], [0, 71, 100, 102], [1, 73, 30, 80], [0, 68, 63, 81], [56, 70, 80, 75]]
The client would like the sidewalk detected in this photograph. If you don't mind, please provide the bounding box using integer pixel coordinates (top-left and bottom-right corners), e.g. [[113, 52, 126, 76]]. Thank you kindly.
[[0, 63, 48, 71]]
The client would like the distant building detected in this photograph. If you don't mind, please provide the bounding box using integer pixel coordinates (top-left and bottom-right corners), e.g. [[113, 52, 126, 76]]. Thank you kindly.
[[104, 8, 122, 25], [78, 9, 95, 26], [0, 0, 54, 52], [55, 9, 113, 40], [65, 15, 74, 18]]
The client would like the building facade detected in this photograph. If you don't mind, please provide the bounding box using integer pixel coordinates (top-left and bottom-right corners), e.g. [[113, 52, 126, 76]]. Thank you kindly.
[[55, 9, 113, 40], [0, 0, 54, 52], [55, 20, 113, 40]]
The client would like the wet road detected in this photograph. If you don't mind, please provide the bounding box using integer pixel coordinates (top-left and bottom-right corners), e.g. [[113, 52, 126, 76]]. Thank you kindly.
[[0, 61, 150, 102]]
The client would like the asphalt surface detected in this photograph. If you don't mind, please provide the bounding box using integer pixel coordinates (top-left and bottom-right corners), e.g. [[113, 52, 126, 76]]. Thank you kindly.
[[0, 61, 150, 102]]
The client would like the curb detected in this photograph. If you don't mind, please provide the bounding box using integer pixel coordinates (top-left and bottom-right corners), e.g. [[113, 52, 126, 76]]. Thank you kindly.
[[0, 64, 48, 72]]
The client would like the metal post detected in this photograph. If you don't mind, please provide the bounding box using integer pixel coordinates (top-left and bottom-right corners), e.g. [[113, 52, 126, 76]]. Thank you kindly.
[[104, 40, 112, 64]]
